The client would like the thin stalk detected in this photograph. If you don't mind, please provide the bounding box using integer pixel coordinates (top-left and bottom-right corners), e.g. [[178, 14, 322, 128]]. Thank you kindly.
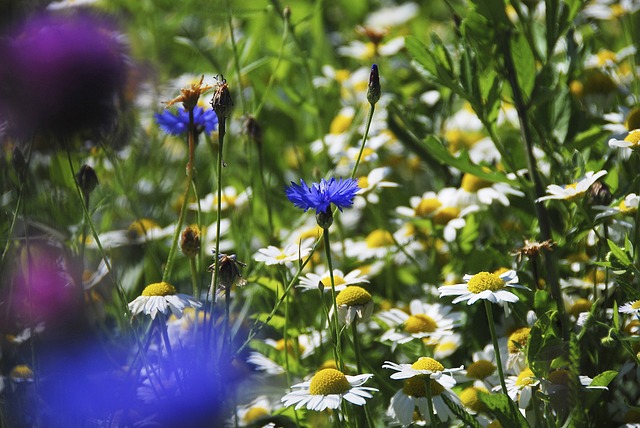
[[424, 378, 439, 428], [224, 0, 245, 113], [484, 300, 520, 421], [323, 230, 344, 372], [351, 105, 376, 180], [162, 108, 196, 283], [351, 321, 363, 373]]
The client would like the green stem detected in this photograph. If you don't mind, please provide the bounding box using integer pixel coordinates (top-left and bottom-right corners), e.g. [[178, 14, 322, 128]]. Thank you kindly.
[[351, 320, 363, 373], [225, 0, 245, 113], [323, 229, 344, 372], [162, 108, 196, 283], [424, 378, 439, 428], [484, 300, 520, 420], [351, 105, 376, 180]]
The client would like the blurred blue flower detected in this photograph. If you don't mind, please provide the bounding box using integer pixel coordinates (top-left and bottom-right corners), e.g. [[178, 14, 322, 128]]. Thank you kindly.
[[286, 177, 360, 214], [154, 106, 218, 136]]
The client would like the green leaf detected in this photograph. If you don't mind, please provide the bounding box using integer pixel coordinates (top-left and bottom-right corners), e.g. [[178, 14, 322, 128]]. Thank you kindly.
[[442, 392, 482, 428], [471, 0, 510, 27], [405, 36, 437, 77], [478, 392, 530, 428], [590, 370, 618, 388], [607, 239, 633, 267], [510, 33, 536, 100]]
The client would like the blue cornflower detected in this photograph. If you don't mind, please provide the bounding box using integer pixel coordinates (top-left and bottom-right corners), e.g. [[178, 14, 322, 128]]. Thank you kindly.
[[286, 178, 360, 214], [154, 106, 218, 136]]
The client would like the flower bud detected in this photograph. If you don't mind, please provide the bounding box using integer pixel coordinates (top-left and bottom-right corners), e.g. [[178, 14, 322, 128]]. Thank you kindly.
[[180, 226, 201, 258], [243, 115, 263, 147], [316, 207, 334, 229], [367, 64, 380, 106], [211, 75, 233, 120], [75, 164, 99, 197], [586, 180, 612, 206]]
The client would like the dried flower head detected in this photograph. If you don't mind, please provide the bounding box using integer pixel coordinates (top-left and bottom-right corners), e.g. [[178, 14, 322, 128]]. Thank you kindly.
[[180, 226, 201, 258], [513, 239, 555, 263], [209, 252, 247, 299], [210, 75, 233, 119], [165, 75, 213, 111]]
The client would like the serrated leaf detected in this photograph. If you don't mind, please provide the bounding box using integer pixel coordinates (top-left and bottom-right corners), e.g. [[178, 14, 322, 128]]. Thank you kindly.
[[405, 36, 437, 77], [478, 392, 530, 428], [442, 392, 482, 428], [590, 370, 617, 388]]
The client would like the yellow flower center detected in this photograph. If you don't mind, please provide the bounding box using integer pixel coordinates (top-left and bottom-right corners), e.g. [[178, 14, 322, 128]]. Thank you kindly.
[[433, 206, 460, 225], [515, 367, 536, 387], [624, 129, 640, 146], [244, 407, 269, 422], [358, 176, 369, 189], [330, 111, 354, 135], [466, 272, 505, 294], [128, 218, 160, 237], [365, 229, 394, 248], [402, 377, 444, 397], [626, 108, 640, 131], [547, 369, 574, 386], [507, 327, 531, 354], [466, 360, 496, 380], [583, 71, 617, 94], [596, 49, 617, 66], [569, 298, 592, 318], [336, 286, 372, 306], [214, 193, 237, 206], [411, 357, 445, 372], [415, 198, 442, 217], [403, 314, 438, 334], [142, 282, 177, 297], [459, 386, 487, 412], [632, 300, 640, 310], [461, 173, 493, 193], [275, 338, 305, 356], [10, 365, 33, 380], [619, 198, 638, 215], [322, 275, 346, 288], [334, 69, 350, 83], [309, 368, 351, 395]]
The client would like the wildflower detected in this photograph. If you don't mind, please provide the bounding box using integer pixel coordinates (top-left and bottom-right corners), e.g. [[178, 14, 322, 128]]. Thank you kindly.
[[501, 367, 539, 410], [343, 228, 397, 261], [335, 285, 374, 325], [367, 64, 380, 105], [165, 75, 213, 111], [459, 385, 489, 414], [384, 357, 463, 425], [609, 129, 640, 151], [210, 75, 233, 119], [75, 164, 99, 198], [378, 300, 462, 347], [458, 171, 524, 207], [536, 170, 608, 202], [190, 186, 252, 212], [254, 241, 313, 266], [180, 226, 201, 258], [356, 167, 399, 205], [297, 268, 369, 293], [619, 300, 640, 317], [154, 106, 218, 136], [595, 193, 640, 220], [286, 177, 360, 215], [513, 239, 555, 263], [438, 270, 529, 305], [236, 396, 279, 427], [504, 327, 531, 371], [0, 12, 128, 137], [281, 368, 377, 411], [128, 282, 201, 320]]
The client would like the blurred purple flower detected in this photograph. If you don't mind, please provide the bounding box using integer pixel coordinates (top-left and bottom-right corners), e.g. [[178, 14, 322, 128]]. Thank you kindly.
[[154, 106, 218, 136], [0, 12, 128, 138]]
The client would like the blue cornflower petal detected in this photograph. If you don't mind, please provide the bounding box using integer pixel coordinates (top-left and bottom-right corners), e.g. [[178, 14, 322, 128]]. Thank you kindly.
[[286, 177, 360, 214], [154, 106, 218, 136]]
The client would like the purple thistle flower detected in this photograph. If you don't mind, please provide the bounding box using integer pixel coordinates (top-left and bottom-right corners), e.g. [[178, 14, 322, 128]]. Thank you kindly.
[[154, 106, 218, 136], [286, 177, 360, 214]]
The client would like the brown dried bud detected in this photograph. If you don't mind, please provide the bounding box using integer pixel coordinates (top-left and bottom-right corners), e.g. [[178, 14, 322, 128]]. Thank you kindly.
[[75, 164, 99, 197], [586, 180, 613, 206], [208, 252, 247, 298], [210, 75, 233, 119], [243, 115, 263, 146], [180, 226, 201, 258]]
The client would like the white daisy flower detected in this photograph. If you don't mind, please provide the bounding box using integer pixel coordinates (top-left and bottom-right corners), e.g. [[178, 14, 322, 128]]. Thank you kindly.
[[254, 240, 313, 266], [246, 352, 285, 375], [457, 171, 524, 207], [384, 357, 463, 426], [355, 167, 399, 205], [235, 395, 278, 427], [536, 170, 608, 202], [189, 186, 252, 212], [263, 330, 326, 360], [378, 300, 462, 348], [128, 282, 201, 320], [609, 129, 640, 152], [438, 270, 529, 306], [87, 219, 174, 249], [595, 193, 639, 220], [457, 343, 500, 388], [365, 2, 419, 27], [619, 300, 640, 317], [281, 368, 377, 411], [334, 286, 374, 326], [501, 367, 539, 410], [502, 326, 531, 373], [342, 229, 397, 261], [297, 268, 369, 293]]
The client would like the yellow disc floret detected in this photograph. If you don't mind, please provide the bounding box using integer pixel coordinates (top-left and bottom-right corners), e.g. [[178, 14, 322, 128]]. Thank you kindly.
[[624, 129, 640, 146], [402, 377, 445, 397], [309, 368, 351, 395], [459, 386, 487, 413], [336, 286, 372, 306], [467, 272, 505, 294], [461, 173, 493, 193], [365, 229, 394, 248], [403, 314, 438, 334], [142, 282, 177, 297], [515, 367, 536, 387], [411, 357, 444, 372], [466, 360, 496, 380], [415, 198, 441, 217], [625, 107, 640, 131], [569, 298, 592, 318], [507, 327, 531, 354], [433, 207, 460, 225]]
